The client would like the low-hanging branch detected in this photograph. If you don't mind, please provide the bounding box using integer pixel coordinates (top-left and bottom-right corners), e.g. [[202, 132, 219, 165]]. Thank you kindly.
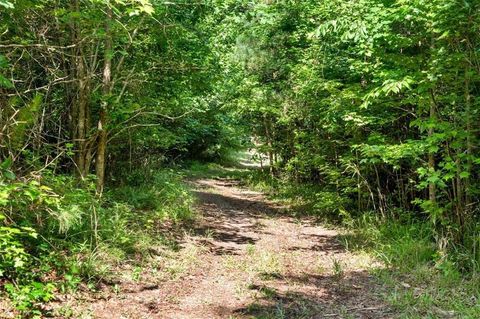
[[107, 109, 196, 143]]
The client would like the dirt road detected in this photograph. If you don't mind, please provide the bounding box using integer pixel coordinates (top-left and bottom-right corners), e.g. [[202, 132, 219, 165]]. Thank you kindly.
[[79, 178, 392, 319]]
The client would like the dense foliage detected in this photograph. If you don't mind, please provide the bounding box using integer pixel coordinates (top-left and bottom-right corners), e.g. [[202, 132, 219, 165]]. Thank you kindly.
[[211, 0, 480, 269], [0, 0, 228, 316], [0, 0, 479, 317]]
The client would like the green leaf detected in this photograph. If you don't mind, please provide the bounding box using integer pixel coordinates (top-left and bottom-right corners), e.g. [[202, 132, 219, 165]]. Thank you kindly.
[[1, 157, 13, 169], [459, 171, 470, 179], [0, 0, 14, 9], [0, 55, 9, 69], [14, 257, 25, 268], [3, 170, 16, 180], [0, 74, 13, 89]]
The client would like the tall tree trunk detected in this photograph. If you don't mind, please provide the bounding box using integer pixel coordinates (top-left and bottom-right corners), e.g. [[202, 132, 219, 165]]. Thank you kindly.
[[96, 2, 113, 194], [75, 48, 91, 178], [70, 0, 92, 178]]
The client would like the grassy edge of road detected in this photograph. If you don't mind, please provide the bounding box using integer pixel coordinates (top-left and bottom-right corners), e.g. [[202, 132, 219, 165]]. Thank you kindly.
[[187, 161, 480, 319]]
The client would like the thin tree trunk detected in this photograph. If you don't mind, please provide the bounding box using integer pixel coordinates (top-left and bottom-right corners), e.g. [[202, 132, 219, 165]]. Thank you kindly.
[[428, 90, 436, 205], [71, 0, 91, 178], [76, 51, 90, 178], [464, 65, 472, 210], [96, 2, 113, 194]]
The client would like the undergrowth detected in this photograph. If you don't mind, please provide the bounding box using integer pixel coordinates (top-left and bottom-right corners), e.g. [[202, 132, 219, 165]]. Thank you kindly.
[[0, 163, 195, 318], [341, 215, 479, 318]]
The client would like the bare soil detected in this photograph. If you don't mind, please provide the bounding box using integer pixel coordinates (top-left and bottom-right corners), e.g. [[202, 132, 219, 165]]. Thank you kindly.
[[56, 178, 394, 318]]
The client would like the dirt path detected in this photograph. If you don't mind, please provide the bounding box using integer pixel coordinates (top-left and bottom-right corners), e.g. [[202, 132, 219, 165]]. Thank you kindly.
[[76, 178, 392, 319]]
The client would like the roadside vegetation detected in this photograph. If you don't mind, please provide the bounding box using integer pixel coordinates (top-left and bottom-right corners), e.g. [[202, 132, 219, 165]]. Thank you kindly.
[[188, 162, 480, 318], [246, 171, 480, 318], [0, 164, 196, 318]]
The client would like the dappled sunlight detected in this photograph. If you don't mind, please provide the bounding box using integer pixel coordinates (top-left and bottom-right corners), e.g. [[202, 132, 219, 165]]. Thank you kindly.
[[2, 0, 479, 317], [155, 177, 391, 318], [229, 269, 391, 319]]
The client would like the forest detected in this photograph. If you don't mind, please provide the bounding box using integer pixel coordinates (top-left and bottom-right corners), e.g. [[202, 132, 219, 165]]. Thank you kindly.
[[0, 0, 479, 318]]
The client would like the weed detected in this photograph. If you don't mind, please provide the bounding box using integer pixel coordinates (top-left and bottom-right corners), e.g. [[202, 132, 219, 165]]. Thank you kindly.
[[131, 266, 143, 282], [202, 228, 215, 239], [161, 243, 200, 280], [274, 301, 286, 319], [259, 286, 277, 299], [332, 258, 344, 280], [246, 243, 256, 256], [259, 272, 282, 280], [315, 263, 326, 274], [347, 218, 480, 318], [53, 305, 75, 318], [112, 284, 121, 295]]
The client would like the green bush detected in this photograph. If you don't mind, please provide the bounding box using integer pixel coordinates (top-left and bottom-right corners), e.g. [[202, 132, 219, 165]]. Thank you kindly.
[[111, 169, 195, 222], [4, 282, 55, 319], [1, 160, 196, 316]]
